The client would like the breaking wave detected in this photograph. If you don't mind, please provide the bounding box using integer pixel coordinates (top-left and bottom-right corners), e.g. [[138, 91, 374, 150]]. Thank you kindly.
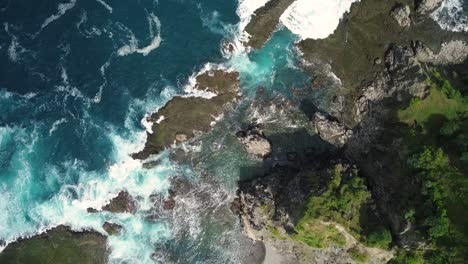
[[431, 0, 468, 32], [280, 0, 360, 40], [117, 14, 162, 56]]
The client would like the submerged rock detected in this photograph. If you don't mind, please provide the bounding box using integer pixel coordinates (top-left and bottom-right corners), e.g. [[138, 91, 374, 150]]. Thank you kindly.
[[0, 226, 108, 264], [102, 222, 122, 236], [237, 125, 272, 159], [102, 191, 137, 213]]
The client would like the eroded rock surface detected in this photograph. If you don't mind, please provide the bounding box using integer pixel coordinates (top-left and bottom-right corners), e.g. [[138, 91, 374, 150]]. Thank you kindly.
[[312, 112, 353, 147], [244, 0, 296, 49], [134, 70, 240, 160], [0, 226, 108, 264], [416, 0, 443, 14], [391, 4, 411, 28], [237, 125, 272, 159]]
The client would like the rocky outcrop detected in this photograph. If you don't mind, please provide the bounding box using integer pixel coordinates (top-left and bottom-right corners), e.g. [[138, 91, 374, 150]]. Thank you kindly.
[[391, 4, 411, 28], [102, 191, 137, 213], [244, 0, 296, 49], [133, 70, 240, 160], [414, 40, 468, 65], [237, 125, 272, 159], [0, 226, 109, 264], [312, 112, 353, 147], [416, 0, 443, 14]]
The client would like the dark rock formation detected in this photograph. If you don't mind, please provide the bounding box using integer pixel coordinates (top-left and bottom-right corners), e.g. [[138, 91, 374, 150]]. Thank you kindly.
[[0, 226, 108, 264], [312, 112, 353, 147], [102, 222, 122, 236], [102, 191, 137, 213], [133, 70, 240, 160], [244, 0, 295, 49]]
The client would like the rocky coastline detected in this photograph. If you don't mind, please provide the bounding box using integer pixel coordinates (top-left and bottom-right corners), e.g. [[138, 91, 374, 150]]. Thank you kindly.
[[236, 0, 468, 263], [1, 0, 466, 263]]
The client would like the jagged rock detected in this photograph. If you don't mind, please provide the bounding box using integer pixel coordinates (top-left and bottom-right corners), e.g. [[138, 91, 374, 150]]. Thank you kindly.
[[414, 40, 468, 65], [103, 222, 122, 236], [391, 4, 411, 28], [312, 112, 353, 147], [416, 0, 444, 14], [102, 191, 137, 214], [237, 125, 272, 159], [87, 207, 99, 213]]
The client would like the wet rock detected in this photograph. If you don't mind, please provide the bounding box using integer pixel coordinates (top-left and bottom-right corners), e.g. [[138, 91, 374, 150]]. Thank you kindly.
[[244, 0, 296, 49], [142, 160, 161, 169], [391, 4, 411, 28], [0, 226, 108, 263], [237, 125, 272, 159], [230, 197, 242, 214], [312, 112, 353, 147], [416, 0, 444, 14], [103, 222, 122, 236], [162, 192, 176, 211], [133, 70, 240, 160], [87, 207, 99, 213], [102, 191, 137, 214]]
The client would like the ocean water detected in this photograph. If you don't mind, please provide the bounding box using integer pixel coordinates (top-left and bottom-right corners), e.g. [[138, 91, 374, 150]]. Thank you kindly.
[[0, 0, 465, 263]]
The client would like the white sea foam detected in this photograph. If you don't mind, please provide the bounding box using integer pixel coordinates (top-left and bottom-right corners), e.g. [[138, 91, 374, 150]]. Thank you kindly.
[[182, 63, 227, 99], [117, 14, 162, 56], [141, 116, 154, 134], [39, 0, 77, 32], [4, 23, 27, 63], [96, 0, 113, 13], [280, 0, 360, 40], [49, 118, 68, 136], [431, 0, 468, 32], [237, 0, 271, 31]]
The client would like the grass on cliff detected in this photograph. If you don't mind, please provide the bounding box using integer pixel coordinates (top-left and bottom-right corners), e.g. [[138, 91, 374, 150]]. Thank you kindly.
[[292, 165, 392, 249], [398, 71, 468, 130]]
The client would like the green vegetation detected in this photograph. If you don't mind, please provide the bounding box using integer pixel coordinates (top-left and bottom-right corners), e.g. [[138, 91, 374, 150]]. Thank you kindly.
[[395, 72, 468, 263], [398, 72, 467, 131], [348, 247, 370, 263], [366, 228, 392, 249], [292, 164, 392, 249], [292, 220, 346, 248], [267, 224, 282, 239]]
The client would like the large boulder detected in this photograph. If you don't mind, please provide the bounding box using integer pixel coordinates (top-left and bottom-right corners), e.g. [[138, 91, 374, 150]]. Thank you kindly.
[[237, 125, 272, 159], [391, 4, 411, 28], [312, 112, 353, 147]]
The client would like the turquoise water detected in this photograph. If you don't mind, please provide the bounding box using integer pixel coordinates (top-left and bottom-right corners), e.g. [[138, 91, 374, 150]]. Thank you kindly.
[[0, 0, 311, 263]]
